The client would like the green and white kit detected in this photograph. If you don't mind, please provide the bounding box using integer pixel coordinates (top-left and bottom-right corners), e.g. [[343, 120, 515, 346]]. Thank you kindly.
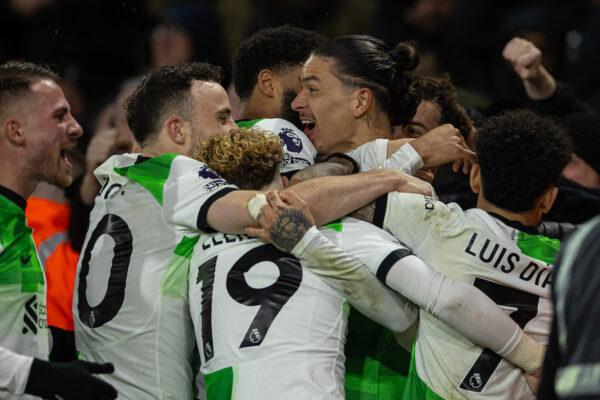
[[377, 192, 558, 400], [189, 217, 413, 400], [0, 188, 48, 399], [73, 154, 238, 400]]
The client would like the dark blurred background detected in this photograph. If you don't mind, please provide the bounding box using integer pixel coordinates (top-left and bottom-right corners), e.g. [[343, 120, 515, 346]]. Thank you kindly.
[[3, 0, 600, 144]]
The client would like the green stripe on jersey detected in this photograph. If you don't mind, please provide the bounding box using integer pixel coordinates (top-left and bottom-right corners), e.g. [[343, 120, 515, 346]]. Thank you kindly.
[[0, 196, 44, 291], [236, 119, 266, 129], [205, 365, 238, 399], [345, 310, 411, 399], [517, 231, 560, 264], [161, 236, 200, 299], [401, 341, 445, 400], [113, 153, 177, 206], [324, 219, 343, 232]]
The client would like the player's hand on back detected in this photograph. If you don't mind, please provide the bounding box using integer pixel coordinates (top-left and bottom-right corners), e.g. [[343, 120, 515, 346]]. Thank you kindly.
[[413, 167, 436, 184], [246, 190, 315, 253], [25, 358, 117, 400], [410, 124, 476, 173], [394, 170, 433, 196]]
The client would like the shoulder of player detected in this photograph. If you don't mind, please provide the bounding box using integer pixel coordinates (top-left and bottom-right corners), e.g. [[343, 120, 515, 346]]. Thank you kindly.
[[387, 192, 458, 216], [255, 118, 310, 139]]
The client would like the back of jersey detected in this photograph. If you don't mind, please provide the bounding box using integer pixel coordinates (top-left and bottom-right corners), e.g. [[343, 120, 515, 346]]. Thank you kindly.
[[74, 154, 237, 399], [190, 233, 347, 400], [381, 193, 557, 400]]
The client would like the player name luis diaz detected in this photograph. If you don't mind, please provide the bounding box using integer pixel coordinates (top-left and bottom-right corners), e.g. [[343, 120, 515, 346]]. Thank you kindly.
[[463, 232, 551, 288]]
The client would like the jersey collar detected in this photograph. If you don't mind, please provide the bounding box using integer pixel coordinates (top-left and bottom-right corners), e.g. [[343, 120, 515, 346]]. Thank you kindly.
[[0, 185, 27, 211], [487, 212, 540, 235]]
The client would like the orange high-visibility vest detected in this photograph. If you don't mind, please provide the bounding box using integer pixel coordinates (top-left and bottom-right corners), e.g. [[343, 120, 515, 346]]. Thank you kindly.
[[25, 197, 79, 331]]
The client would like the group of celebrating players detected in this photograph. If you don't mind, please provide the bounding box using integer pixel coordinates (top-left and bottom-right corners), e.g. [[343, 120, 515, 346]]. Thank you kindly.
[[0, 24, 585, 400]]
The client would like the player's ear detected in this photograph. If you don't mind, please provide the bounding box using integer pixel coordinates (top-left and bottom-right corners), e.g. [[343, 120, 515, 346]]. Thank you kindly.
[[281, 175, 290, 188], [352, 88, 373, 118], [166, 116, 186, 145], [4, 119, 25, 145], [539, 186, 558, 215], [469, 164, 481, 194], [257, 69, 275, 98]]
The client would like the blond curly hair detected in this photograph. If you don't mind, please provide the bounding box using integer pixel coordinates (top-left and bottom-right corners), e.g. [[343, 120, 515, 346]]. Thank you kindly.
[[194, 127, 283, 190]]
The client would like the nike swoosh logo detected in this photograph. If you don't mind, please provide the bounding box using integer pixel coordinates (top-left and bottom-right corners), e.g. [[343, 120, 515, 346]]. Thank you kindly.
[[20, 254, 32, 265]]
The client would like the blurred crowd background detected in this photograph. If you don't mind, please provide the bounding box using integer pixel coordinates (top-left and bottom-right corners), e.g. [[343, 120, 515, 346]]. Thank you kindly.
[[3, 0, 600, 158]]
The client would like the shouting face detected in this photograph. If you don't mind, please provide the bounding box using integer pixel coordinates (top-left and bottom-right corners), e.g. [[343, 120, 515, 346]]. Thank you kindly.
[[23, 79, 83, 188], [292, 55, 357, 156]]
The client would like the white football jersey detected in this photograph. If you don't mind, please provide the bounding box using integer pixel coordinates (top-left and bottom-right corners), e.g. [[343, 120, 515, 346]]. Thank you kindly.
[[236, 118, 316, 176], [189, 217, 409, 400], [73, 153, 238, 400], [377, 193, 558, 400]]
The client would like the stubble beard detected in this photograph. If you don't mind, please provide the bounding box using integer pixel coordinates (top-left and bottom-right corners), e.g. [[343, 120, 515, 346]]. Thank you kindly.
[[280, 89, 303, 130]]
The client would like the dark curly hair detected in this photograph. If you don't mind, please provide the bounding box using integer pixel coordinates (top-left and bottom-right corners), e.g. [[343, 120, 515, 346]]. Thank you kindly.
[[313, 35, 420, 126], [125, 62, 223, 146], [0, 62, 59, 113], [412, 74, 473, 141], [233, 25, 326, 100], [474, 109, 573, 212]]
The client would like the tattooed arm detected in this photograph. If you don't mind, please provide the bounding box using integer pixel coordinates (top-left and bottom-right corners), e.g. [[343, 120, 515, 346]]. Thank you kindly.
[[247, 190, 315, 253], [247, 192, 546, 381], [245, 190, 418, 332]]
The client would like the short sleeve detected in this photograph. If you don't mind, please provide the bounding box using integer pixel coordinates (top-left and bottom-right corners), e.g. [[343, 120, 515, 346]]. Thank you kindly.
[[382, 143, 424, 175], [162, 156, 238, 234], [345, 139, 388, 172]]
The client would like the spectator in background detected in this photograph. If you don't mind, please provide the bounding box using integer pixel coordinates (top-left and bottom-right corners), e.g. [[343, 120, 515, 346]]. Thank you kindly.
[[150, 2, 224, 69], [68, 77, 138, 252], [560, 112, 600, 190], [502, 36, 600, 225]]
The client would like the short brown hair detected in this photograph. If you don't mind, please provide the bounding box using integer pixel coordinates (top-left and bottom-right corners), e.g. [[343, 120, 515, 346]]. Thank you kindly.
[[125, 62, 223, 146], [194, 127, 283, 190], [0, 62, 60, 113]]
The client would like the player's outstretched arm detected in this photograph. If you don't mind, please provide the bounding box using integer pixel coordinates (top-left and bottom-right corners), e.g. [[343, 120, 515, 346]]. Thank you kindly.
[[287, 168, 423, 226], [383, 124, 476, 174], [246, 191, 418, 332], [208, 168, 421, 234], [382, 256, 545, 374], [288, 155, 356, 186]]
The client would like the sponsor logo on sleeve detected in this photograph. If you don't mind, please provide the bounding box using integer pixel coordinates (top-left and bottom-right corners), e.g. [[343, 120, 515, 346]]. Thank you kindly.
[[278, 129, 303, 153], [198, 165, 228, 191], [280, 153, 311, 168]]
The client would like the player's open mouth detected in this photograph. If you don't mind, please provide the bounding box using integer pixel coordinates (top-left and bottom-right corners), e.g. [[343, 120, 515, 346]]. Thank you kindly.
[[301, 120, 317, 138], [60, 149, 72, 167]]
